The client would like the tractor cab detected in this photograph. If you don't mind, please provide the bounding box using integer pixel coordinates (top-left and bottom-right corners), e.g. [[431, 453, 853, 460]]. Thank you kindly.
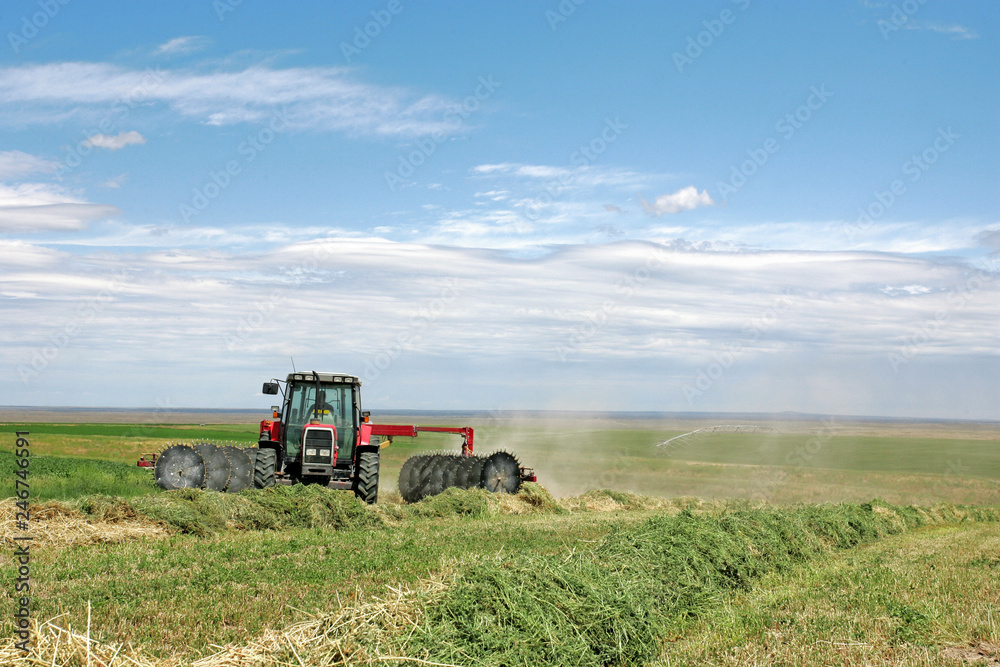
[[260, 372, 365, 485]]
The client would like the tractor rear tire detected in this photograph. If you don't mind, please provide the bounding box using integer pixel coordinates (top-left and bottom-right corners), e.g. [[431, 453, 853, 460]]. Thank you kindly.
[[354, 450, 380, 504], [253, 448, 277, 489]]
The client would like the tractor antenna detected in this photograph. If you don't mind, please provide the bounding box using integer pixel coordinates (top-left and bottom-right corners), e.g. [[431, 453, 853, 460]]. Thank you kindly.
[[290, 356, 297, 372]]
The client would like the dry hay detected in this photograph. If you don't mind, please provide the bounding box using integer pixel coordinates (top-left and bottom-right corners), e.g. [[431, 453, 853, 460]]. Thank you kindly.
[[191, 575, 451, 667], [0, 499, 168, 549], [0, 574, 454, 667], [557, 489, 725, 514], [0, 611, 159, 667]]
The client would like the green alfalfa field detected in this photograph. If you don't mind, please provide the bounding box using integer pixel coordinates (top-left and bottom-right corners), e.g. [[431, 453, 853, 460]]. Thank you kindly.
[[1, 413, 998, 666]]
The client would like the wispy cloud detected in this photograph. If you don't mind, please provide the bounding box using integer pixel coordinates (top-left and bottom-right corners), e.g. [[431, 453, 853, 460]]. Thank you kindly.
[[0, 151, 59, 180], [0, 62, 460, 137], [639, 186, 715, 216], [155, 36, 211, 55], [0, 183, 120, 232], [83, 131, 146, 151], [906, 22, 978, 39]]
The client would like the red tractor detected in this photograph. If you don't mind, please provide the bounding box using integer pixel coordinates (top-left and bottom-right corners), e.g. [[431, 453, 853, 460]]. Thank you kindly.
[[144, 370, 533, 503]]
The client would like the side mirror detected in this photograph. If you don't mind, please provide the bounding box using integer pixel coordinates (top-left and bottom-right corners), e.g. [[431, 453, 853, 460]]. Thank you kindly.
[[262, 382, 279, 395]]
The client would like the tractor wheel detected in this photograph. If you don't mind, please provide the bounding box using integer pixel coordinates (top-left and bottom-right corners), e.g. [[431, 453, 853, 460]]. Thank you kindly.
[[354, 450, 380, 504], [253, 448, 277, 489], [398, 455, 426, 503], [481, 451, 522, 494]]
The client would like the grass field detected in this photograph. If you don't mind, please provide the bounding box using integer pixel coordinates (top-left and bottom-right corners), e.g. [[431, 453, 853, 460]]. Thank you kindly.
[[1, 412, 998, 665]]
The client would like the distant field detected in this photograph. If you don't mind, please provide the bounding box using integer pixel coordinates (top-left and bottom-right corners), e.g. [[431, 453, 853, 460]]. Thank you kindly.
[[2, 412, 997, 506]]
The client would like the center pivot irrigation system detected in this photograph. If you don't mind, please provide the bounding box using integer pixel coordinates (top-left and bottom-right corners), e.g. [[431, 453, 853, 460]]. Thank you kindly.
[[653, 424, 779, 454], [139, 371, 536, 504]]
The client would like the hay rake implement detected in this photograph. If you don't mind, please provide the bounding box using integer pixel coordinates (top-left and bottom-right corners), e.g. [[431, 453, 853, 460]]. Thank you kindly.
[[139, 370, 536, 503]]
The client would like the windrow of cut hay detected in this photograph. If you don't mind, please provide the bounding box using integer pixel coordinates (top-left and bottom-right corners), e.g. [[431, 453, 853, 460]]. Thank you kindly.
[[1, 483, 706, 549], [394, 500, 999, 667], [65, 483, 684, 538], [7, 497, 995, 666]]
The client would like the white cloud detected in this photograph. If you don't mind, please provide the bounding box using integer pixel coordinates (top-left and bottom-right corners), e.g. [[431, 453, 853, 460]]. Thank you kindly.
[[0, 151, 58, 179], [639, 186, 715, 216], [155, 36, 211, 55], [103, 174, 127, 189], [0, 183, 119, 232], [906, 22, 978, 39], [2, 234, 997, 416], [0, 62, 461, 137], [82, 131, 146, 151]]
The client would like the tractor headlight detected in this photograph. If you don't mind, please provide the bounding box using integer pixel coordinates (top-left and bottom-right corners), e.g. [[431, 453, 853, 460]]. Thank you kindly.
[[306, 448, 317, 456], [320, 449, 331, 457]]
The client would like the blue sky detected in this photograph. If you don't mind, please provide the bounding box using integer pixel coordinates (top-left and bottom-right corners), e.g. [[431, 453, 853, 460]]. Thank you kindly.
[[1, 1, 997, 418]]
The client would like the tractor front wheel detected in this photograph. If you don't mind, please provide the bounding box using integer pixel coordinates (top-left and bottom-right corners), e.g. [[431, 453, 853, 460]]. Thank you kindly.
[[354, 450, 380, 504], [253, 448, 277, 489]]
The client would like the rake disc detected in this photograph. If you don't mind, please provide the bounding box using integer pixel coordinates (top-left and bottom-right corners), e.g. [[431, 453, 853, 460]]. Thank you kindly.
[[481, 451, 522, 494], [460, 456, 486, 490], [223, 446, 253, 493], [441, 456, 463, 490], [413, 454, 441, 501], [155, 444, 206, 490], [194, 444, 230, 491], [420, 456, 449, 499], [398, 455, 428, 503]]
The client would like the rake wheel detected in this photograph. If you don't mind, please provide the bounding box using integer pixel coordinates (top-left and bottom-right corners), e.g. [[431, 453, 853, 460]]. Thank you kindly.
[[222, 446, 253, 493], [481, 451, 522, 494], [194, 443, 230, 491], [154, 444, 206, 490]]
